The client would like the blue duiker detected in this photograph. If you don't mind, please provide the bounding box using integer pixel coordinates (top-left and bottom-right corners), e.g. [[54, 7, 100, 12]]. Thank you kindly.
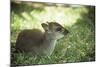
[[16, 22, 69, 56]]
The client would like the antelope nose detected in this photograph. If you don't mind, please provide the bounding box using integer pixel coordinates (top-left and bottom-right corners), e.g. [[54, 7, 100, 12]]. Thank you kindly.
[[64, 29, 69, 35]]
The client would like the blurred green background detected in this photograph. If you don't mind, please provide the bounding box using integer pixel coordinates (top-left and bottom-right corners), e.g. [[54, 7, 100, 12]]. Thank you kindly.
[[11, 1, 95, 66]]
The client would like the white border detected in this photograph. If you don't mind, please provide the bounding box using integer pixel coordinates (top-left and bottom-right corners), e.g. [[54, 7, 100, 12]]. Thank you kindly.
[[0, 0, 10, 67], [14, 0, 96, 5], [0, 0, 98, 67]]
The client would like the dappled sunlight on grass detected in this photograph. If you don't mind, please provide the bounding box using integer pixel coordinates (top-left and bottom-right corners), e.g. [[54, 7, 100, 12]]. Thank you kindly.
[[12, 4, 88, 31], [39, 6, 88, 27]]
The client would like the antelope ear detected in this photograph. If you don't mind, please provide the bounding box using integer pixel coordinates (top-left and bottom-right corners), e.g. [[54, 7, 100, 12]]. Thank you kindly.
[[46, 21, 50, 24], [41, 23, 49, 31]]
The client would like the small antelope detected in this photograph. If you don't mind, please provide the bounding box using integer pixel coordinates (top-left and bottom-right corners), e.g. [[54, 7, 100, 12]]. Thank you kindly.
[[16, 22, 69, 56]]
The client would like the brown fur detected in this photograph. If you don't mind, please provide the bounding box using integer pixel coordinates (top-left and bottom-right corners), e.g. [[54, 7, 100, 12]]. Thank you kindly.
[[16, 22, 69, 56]]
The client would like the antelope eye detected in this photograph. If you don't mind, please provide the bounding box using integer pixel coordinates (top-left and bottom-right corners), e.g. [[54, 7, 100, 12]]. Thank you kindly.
[[56, 27, 62, 31]]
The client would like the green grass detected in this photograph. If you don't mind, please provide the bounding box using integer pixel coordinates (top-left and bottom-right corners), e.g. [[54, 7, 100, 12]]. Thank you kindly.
[[11, 19, 95, 66]]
